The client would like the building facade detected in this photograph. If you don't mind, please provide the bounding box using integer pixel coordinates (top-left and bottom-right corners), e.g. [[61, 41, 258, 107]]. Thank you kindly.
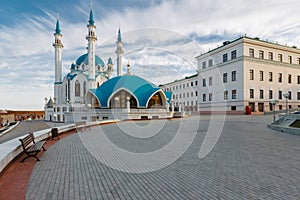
[[160, 74, 199, 112], [196, 36, 300, 114]]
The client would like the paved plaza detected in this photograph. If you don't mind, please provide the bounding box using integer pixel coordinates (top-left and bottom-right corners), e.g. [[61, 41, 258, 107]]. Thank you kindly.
[[26, 116, 300, 199]]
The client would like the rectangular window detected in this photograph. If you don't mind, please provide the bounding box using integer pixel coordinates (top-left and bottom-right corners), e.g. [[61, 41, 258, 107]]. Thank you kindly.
[[203, 93, 206, 102], [179, 94, 182, 98], [224, 91, 228, 100], [202, 78, 206, 87], [195, 91, 198, 96], [288, 56, 292, 64], [223, 53, 228, 62], [269, 90, 273, 99], [298, 76, 300, 84], [279, 105, 282, 110], [250, 89, 254, 98], [232, 71, 236, 81], [179, 85, 181, 89], [289, 91, 292, 100], [269, 52, 273, 60], [209, 93, 212, 101], [208, 59, 213, 67], [183, 84, 185, 89], [231, 106, 236, 111], [269, 72, 273, 82], [288, 74, 292, 83], [187, 92, 189, 98], [259, 50, 264, 59], [297, 57, 300, 65], [191, 92, 193, 97], [279, 91, 282, 100], [249, 48, 254, 57], [278, 54, 283, 62], [232, 90, 237, 99], [249, 69, 254, 80], [260, 90, 264, 99], [202, 61, 206, 69], [191, 82, 193, 87], [187, 83, 189, 87], [278, 73, 282, 83], [231, 50, 237, 60], [223, 73, 228, 83], [298, 92, 300, 100], [259, 71, 264, 81], [209, 77, 213, 86], [195, 81, 198, 86]]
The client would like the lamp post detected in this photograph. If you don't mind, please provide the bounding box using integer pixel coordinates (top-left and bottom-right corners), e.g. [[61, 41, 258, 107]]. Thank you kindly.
[[283, 93, 290, 116], [270, 99, 278, 122], [28, 117, 32, 133], [53, 114, 57, 128]]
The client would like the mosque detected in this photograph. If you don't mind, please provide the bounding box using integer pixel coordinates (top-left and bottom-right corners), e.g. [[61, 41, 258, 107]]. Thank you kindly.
[[44, 7, 173, 122]]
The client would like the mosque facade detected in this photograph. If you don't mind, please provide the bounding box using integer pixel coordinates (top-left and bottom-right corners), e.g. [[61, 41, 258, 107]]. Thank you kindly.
[[44, 8, 172, 122]]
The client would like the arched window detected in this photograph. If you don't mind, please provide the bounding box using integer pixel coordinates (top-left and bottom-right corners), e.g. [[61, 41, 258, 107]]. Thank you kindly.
[[110, 90, 137, 109], [147, 92, 163, 108], [83, 81, 86, 103], [67, 79, 71, 101], [75, 80, 80, 97]]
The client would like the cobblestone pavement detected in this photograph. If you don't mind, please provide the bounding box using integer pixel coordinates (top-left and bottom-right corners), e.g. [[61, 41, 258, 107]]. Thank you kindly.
[[26, 116, 300, 199]]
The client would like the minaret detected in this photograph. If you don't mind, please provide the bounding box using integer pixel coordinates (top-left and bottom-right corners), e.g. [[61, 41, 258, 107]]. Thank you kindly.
[[115, 28, 124, 76], [86, 5, 97, 88], [107, 58, 114, 79], [53, 16, 63, 104]]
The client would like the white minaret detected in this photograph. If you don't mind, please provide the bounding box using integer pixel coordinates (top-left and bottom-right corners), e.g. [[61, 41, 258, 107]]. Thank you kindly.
[[115, 28, 124, 76], [107, 58, 114, 79], [86, 6, 97, 88], [53, 16, 63, 104]]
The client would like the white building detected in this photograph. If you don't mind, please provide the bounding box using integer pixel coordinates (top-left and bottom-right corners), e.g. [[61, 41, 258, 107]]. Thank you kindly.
[[160, 74, 199, 112], [196, 36, 300, 114]]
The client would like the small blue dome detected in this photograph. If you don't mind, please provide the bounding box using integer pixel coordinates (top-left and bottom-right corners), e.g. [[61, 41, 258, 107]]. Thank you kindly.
[[75, 53, 105, 67], [70, 63, 76, 70]]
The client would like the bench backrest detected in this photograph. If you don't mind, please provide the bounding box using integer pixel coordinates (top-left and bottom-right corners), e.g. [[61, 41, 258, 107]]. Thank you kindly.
[[75, 121, 86, 126], [19, 133, 35, 150]]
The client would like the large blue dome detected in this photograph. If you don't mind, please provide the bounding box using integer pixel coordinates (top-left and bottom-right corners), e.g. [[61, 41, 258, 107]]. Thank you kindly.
[[75, 53, 105, 67], [89, 75, 167, 108]]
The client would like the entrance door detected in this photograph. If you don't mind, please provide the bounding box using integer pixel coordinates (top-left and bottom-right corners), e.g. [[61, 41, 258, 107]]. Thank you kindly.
[[258, 103, 264, 112]]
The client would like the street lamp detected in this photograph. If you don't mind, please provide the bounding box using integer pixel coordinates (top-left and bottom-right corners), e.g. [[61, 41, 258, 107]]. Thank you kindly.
[[283, 93, 290, 116], [27, 117, 32, 133], [270, 99, 278, 122], [53, 114, 57, 127]]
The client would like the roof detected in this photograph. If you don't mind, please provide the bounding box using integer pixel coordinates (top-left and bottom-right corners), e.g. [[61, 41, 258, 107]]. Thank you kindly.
[[88, 9, 95, 26], [89, 75, 163, 108], [75, 53, 105, 67], [55, 19, 61, 35]]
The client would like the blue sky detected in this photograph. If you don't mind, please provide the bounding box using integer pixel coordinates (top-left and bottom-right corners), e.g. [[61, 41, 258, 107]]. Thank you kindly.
[[1, 0, 300, 110]]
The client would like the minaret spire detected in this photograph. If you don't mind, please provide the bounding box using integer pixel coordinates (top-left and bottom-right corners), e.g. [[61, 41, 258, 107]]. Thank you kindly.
[[53, 14, 63, 104], [86, 4, 97, 88], [115, 27, 124, 76]]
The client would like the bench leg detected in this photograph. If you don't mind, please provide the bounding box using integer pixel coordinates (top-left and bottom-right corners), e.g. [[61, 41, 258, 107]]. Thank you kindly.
[[42, 146, 47, 151], [20, 154, 40, 162]]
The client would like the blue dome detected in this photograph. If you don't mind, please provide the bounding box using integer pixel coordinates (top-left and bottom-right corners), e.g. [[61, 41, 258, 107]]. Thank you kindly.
[[89, 75, 166, 108], [75, 53, 105, 67]]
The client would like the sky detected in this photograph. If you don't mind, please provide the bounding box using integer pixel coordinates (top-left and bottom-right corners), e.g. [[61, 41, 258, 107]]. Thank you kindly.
[[1, 0, 300, 110]]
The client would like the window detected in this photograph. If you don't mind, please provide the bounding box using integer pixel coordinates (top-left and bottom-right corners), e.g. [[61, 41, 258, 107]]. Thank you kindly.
[[232, 90, 237, 99], [187, 83, 189, 87], [191, 82, 193, 87], [288, 91, 292, 100], [288, 56, 292, 64], [232, 71, 236, 81], [269, 72, 273, 82], [180, 94, 182, 98], [279, 90, 282, 100], [231, 50, 237, 59], [231, 106, 236, 111], [208, 59, 213, 67], [223, 53, 228, 62], [278, 54, 283, 62], [259, 71, 264, 81], [269, 90, 273, 99], [187, 92, 189, 98], [75, 80, 80, 97], [279, 105, 282, 110], [191, 92, 193, 97], [298, 76, 300, 84], [297, 58, 300, 65], [203, 78, 206, 87], [278, 73, 282, 83], [195, 91, 198, 96], [269, 52, 273, 60], [223, 73, 228, 83], [298, 92, 300, 100], [179, 85, 181, 89], [209, 93, 212, 101], [249, 48, 254, 57], [203, 93, 206, 102], [249, 69, 254, 80], [250, 89, 254, 98], [195, 81, 198, 86], [288, 74, 292, 83], [260, 90, 264, 99], [224, 91, 228, 100], [183, 84, 185, 89], [183, 93, 185, 98], [209, 77, 213, 86], [202, 61, 206, 69], [259, 50, 264, 59]]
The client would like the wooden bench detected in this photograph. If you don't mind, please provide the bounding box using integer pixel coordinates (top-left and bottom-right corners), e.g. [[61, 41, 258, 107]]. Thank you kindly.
[[19, 133, 46, 162], [75, 121, 91, 132]]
